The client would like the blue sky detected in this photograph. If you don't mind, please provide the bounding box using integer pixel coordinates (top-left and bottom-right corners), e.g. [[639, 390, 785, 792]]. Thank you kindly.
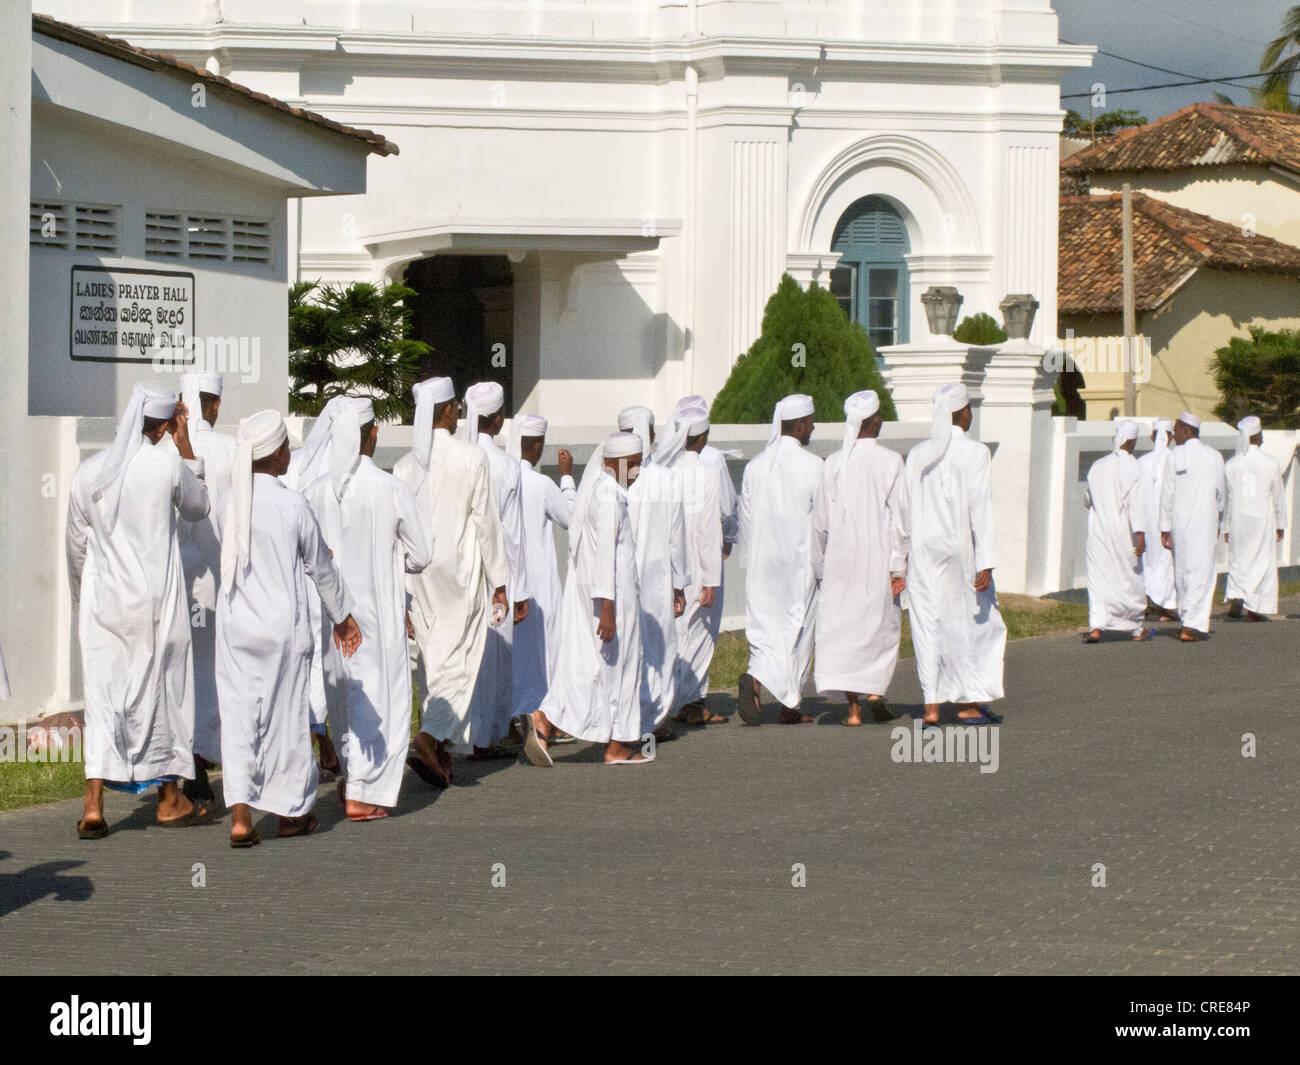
[[1057, 0, 1296, 120]]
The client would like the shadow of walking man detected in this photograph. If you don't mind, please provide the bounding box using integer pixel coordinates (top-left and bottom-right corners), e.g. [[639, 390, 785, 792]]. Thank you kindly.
[[0, 855, 94, 918]]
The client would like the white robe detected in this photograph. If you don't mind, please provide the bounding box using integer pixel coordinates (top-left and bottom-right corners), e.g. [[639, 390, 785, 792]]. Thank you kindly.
[[1159, 437, 1225, 633], [670, 451, 723, 710], [304, 458, 432, 808], [215, 475, 354, 818], [1224, 445, 1286, 616], [630, 462, 690, 733], [699, 444, 738, 643], [466, 435, 530, 744], [173, 419, 235, 763], [280, 457, 329, 731], [738, 435, 823, 708], [394, 428, 509, 749], [812, 439, 908, 698], [903, 426, 1006, 706], [1137, 447, 1177, 611], [540, 471, 642, 744], [66, 440, 209, 783], [511, 461, 576, 715], [1083, 450, 1147, 632]]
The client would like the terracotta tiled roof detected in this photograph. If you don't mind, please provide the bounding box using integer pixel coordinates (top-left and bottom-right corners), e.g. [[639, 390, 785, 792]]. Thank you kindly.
[[1058, 192, 1300, 316], [33, 13, 398, 157], [1061, 102, 1300, 177]]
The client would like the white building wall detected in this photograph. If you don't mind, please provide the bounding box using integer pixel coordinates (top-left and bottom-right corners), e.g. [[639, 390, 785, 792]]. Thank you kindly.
[[63, 1, 1089, 427]]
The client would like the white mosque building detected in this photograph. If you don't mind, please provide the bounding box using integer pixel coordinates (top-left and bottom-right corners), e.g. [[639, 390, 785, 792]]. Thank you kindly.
[[52, 0, 1092, 423]]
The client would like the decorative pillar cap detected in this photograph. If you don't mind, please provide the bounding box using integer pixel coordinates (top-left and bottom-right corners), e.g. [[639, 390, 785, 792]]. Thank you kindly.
[[999, 294, 1039, 340], [921, 286, 964, 337]]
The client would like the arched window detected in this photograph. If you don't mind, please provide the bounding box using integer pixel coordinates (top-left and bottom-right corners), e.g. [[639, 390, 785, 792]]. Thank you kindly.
[[828, 196, 910, 348]]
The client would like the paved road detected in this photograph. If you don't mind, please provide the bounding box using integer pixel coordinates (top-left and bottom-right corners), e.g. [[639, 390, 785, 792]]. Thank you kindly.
[[1, 605, 1296, 975]]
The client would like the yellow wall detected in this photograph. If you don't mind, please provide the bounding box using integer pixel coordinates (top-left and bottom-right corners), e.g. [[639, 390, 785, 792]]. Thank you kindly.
[[1091, 167, 1300, 247], [1061, 270, 1300, 421]]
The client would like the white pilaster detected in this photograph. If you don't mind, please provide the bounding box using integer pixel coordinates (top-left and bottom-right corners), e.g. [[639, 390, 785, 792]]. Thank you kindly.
[[728, 135, 787, 358]]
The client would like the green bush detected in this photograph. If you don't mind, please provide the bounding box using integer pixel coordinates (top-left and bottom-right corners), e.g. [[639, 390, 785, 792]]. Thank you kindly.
[[288, 280, 429, 422], [952, 312, 1007, 346], [709, 274, 897, 423], [1212, 326, 1300, 428]]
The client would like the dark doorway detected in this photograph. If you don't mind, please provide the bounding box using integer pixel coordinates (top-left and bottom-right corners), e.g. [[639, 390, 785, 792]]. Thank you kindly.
[[403, 255, 515, 410]]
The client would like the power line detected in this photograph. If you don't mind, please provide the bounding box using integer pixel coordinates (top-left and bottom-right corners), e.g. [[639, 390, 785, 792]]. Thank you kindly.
[[1061, 70, 1274, 101], [1061, 39, 1257, 92], [1123, 0, 1269, 47]]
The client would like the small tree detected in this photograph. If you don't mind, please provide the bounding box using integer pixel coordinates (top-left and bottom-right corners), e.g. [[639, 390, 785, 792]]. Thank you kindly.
[[1062, 108, 1148, 138], [288, 280, 429, 422], [1212, 326, 1300, 428], [710, 274, 897, 424], [952, 312, 1007, 346]]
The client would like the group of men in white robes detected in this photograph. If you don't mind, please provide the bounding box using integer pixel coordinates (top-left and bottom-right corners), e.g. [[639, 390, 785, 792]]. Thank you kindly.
[[1084, 410, 1286, 644], [736, 383, 1004, 729]]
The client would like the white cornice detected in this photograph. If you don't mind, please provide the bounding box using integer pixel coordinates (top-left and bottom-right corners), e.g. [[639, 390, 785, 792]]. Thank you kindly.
[[77, 23, 1095, 75]]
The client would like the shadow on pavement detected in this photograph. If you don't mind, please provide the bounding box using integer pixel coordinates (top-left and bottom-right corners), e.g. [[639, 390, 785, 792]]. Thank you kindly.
[[0, 856, 94, 917]]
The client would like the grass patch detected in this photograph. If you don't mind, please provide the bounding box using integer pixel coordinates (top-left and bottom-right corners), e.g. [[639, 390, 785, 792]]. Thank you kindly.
[[0, 758, 84, 812]]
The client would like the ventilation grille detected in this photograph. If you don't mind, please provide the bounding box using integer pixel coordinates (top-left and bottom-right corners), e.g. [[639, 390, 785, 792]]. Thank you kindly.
[[145, 211, 272, 265], [31, 201, 121, 253]]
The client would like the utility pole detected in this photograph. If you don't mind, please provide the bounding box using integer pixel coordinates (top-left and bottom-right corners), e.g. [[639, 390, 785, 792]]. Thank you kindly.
[[1121, 182, 1136, 417]]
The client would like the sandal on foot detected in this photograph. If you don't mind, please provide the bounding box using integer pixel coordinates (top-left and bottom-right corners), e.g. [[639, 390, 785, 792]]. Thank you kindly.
[[407, 753, 451, 788], [77, 818, 108, 841], [158, 802, 220, 828], [230, 828, 261, 849], [519, 714, 553, 768], [277, 812, 319, 839], [737, 674, 762, 726]]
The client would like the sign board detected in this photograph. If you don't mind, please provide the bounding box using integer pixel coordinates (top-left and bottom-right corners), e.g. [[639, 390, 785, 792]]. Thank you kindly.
[[70, 266, 195, 364]]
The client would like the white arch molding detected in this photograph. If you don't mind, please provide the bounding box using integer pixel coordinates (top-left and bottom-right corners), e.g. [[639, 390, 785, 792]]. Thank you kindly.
[[794, 133, 983, 257]]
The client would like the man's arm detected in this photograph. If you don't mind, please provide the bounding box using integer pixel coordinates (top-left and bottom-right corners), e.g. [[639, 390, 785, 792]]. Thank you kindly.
[[886, 461, 909, 591], [810, 464, 831, 583], [472, 455, 510, 592], [298, 502, 361, 656], [736, 463, 754, 569], [394, 480, 433, 575], [969, 446, 997, 580], [1271, 461, 1287, 539], [65, 471, 90, 609]]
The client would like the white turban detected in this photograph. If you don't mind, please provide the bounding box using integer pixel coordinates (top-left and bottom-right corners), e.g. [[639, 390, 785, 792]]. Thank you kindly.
[[654, 404, 707, 468], [510, 413, 548, 460], [328, 397, 375, 498], [412, 376, 455, 470], [286, 394, 357, 489], [917, 382, 970, 474], [569, 432, 642, 561], [90, 382, 178, 534], [1177, 411, 1201, 431], [222, 410, 289, 593], [768, 393, 815, 450], [1236, 414, 1261, 457], [179, 372, 223, 430], [839, 390, 881, 502], [674, 394, 707, 414], [617, 406, 656, 464], [1112, 418, 1139, 453], [1151, 417, 1174, 457], [461, 381, 505, 446]]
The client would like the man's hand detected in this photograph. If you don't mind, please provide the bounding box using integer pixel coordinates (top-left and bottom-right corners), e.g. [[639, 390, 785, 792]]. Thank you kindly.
[[1278, 529, 1285, 542], [722, 542, 732, 560], [170, 401, 197, 461], [596, 598, 616, 642], [672, 589, 686, 618], [491, 586, 508, 626], [513, 600, 529, 624], [700, 586, 716, 608], [405, 610, 415, 639], [557, 449, 573, 478], [890, 575, 906, 597], [333, 615, 362, 657], [1161, 531, 1173, 551], [1134, 531, 1146, 557], [974, 568, 992, 593]]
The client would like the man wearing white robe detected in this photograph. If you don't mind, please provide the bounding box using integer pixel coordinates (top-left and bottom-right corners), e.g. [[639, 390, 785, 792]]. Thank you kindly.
[[510, 415, 577, 718], [812, 391, 908, 724], [1224, 415, 1286, 621], [282, 394, 357, 776], [216, 411, 361, 846], [1159, 412, 1226, 641], [675, 394, 739, 649], [618, 406, 690, 740], [172, 372, 235, 799], [737, 394, 823, 726], [1138, 418, 1178, 620], [394, 377, 509, 785], [904, 383, 1006, 726], [303, 399, 432, 820], [657, 406, 725, 726], [523, 432, 648, 767], [1083, 420, 1152, 643], [66, 383, 212, 838], [461, 381, 531, 755]]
